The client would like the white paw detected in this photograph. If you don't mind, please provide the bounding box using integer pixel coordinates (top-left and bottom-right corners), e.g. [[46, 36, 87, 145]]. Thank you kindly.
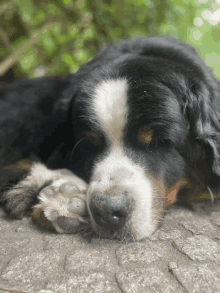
[[33, 176, 91, 233]]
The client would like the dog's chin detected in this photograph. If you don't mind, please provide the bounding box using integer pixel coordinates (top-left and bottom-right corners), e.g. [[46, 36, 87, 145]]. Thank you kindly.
[[128, 199, 164, 241], [89, 213, 161, 241]]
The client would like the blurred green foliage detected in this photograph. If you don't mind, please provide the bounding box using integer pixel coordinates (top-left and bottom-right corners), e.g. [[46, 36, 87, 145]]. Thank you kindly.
[[0, 0, 220, 81]]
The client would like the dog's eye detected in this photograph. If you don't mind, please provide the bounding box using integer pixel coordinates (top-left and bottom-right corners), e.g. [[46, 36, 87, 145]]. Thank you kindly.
[[83, 132, 101, 147], [137, 126, 153, 147]]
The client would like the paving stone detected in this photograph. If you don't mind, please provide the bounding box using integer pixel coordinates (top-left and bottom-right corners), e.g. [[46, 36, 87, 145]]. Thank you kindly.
[[211, 211, 220, 227], [173, 235, 220, 263], [64, 249, 116, 275], [0, 287, 51, 293], [0, 234, 44, 256], [0, 256, 6, 271], [1, 252, 64, 284], [0, 279, 44, 292], [36, 290, 53, 293], [1, 202, 220, 292], [116, 267, 181, 293], [0, 214, 39, 234], [45, 273, 121, 293], [171, 263, 220, 293], [116, 241, 166, 266], [149, 223, 184, 241], [180, 218, 217, 236], [168, 262, 178, 269], [43, 233, 86, 252], [157, 228, 183, 241]]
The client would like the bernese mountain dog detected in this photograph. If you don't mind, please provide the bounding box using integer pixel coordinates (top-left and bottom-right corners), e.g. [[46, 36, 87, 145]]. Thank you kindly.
[[0, 36, 220, 241]]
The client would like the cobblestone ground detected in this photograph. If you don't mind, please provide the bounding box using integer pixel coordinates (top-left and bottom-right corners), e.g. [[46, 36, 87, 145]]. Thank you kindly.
[[0, 200, 220, 293]]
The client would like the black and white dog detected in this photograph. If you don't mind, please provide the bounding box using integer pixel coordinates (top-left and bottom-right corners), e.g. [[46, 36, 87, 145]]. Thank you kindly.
[[1, 36, 220, 241]]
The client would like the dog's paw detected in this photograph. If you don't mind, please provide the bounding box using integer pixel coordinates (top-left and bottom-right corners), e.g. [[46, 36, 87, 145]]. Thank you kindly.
[[2, 176, 52, 219], [33, 179, 91, 233]]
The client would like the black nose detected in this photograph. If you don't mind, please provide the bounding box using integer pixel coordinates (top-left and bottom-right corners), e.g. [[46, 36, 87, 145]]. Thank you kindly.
[[89, 192, 132, 231]]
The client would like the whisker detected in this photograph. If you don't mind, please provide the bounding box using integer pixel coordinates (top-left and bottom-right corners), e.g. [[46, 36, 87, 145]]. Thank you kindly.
[[109, 231, 118, 240], [207, 186, 214, 203], [70, 138, 86, 161], [145, 141, 152, 152]]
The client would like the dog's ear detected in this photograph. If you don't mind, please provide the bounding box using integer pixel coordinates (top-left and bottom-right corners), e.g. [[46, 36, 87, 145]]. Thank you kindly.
[[183, 79, 220, 186]]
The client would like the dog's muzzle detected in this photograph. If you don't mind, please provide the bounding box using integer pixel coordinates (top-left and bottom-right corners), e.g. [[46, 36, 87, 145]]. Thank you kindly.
[[86, 149, 156, 240]]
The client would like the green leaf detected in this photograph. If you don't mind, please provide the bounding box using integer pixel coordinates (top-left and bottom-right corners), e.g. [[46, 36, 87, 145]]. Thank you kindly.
[[20, 51, 37, 72]]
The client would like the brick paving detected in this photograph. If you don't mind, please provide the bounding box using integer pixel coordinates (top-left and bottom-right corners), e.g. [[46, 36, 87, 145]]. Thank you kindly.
[[0, 200, 220, 293]]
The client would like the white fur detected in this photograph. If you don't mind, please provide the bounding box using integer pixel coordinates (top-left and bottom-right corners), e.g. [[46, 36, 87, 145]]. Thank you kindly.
[[88, 79, 155, 240], [87, 146, 155, 240], [93, 79, 128, 144]]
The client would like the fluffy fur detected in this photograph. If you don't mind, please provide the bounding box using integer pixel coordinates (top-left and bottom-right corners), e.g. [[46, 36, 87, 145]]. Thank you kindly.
[[1, 36, 220, 241]]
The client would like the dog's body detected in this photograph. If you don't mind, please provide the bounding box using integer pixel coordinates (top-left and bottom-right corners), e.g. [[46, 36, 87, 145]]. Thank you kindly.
[[1, 36, 220, 241]]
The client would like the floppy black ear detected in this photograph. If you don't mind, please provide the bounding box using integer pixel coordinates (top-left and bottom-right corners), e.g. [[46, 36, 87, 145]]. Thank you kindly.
[[183, 79, 220, 188]]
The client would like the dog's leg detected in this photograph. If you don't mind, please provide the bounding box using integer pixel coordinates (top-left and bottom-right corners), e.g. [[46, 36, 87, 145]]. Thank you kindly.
[[2, 162, 91, 233]]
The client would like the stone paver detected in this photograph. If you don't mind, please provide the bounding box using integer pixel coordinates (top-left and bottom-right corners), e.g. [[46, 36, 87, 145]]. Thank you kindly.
[[173, 235, 220, 263], [0, 200, 220, 293], [171, 263, 220, 293], [116, 266, 181, 293]]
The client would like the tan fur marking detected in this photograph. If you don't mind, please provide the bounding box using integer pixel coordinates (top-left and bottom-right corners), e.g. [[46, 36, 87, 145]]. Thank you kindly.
[[164, 177, 189, 208], [137, 126, 153, 146]]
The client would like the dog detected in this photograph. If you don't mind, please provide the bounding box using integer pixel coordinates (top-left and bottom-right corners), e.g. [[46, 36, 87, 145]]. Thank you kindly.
[[0, 36, 220, 241]]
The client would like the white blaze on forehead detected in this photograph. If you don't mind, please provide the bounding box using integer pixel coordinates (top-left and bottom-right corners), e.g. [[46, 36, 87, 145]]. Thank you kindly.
[[93, 79, 128, 144], [90, 78, 157, 240]]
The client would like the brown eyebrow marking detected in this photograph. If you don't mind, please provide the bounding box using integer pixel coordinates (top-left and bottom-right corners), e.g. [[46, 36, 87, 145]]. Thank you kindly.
[[137, 126, 153, 146]]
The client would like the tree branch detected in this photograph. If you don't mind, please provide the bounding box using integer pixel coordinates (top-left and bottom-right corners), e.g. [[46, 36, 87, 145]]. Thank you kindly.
[[0, 23, 54, 77], [0, 27, 13, 53]]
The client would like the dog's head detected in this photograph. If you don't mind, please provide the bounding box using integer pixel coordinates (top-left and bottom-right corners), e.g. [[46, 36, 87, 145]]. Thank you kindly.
[[70, 36, 220, 240]]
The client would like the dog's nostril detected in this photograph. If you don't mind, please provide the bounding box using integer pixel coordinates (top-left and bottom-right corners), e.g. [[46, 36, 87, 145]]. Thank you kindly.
[[112, 211, 120, 218], [90, 192, 132, 230], [93, 209, 126, 228], [112, 211, 124, 219], [110, 211, 126, 225]]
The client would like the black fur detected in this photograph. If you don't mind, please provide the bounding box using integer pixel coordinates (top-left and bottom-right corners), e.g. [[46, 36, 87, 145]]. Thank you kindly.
[[1, 36, 220, 217]]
